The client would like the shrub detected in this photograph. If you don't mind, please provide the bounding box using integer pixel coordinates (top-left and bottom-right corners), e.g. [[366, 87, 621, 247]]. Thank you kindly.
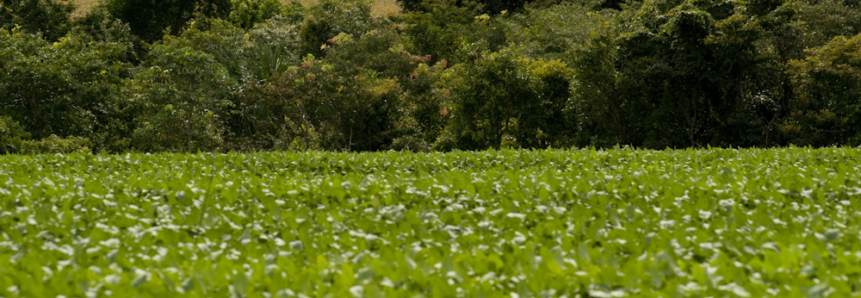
[[324, 27, 449, 149], [0, 116, 29, 154], [20, 134, 91, 154], [235, 50, 402, 152], [246, 14, 304, 81], [74, 2, 138, 47], [784, 33, 861, 146], [500, 2, 600, 60], [0, 0, 73, 41], [105, 0, 231, 42], [438, 48, 574, 150], [567, 0, 793, 148], [397, 0, 555, 14], [0, 24, 137, 153], [391, 62, 447, 151], [790, 0, 861, 50], [175, 18, 301, 84], [170, 19, 251, 81], [399, 0, 480, 65], [0, 26, 134, 142], [55, 24, 138, 153], [228, 0, 287, 29], [298, 0, 374, 58], [130, 38, 236, 152]]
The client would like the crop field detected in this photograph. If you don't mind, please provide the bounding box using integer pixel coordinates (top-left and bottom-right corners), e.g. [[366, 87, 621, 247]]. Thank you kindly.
[[1, 148, 861, 297]]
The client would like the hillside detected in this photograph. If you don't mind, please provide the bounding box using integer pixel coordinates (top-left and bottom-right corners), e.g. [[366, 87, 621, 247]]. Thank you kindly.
[[71, 0, 401, 17]]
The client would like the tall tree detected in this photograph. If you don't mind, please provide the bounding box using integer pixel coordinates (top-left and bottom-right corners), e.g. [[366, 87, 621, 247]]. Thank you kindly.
[[106, 0, 231, 42], [0, 0, 73, 41], [130, 39, 236, 152]]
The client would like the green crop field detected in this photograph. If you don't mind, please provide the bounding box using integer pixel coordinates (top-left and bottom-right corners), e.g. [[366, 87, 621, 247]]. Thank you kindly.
[[2, 148, 861, 297]]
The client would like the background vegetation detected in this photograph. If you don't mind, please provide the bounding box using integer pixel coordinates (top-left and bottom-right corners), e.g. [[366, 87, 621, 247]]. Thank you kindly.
[[3, 0, 861, 153]]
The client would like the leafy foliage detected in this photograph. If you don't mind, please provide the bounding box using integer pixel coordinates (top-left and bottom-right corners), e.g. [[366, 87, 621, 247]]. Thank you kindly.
[[236, 48, 401, 152], [2, 148, 861, 296], [298, 0, 374, 58], [130, 37, 236, 152], [0, 0, 73, 41], [567, 0, 801, 148], [500, 2, 601, 60], [227, 0, 286, 29], [790, 0, 861, 49], [0, 27, 135, 152], [397, 0, 559, 14], [399, 0, 486, 65], [105, 0, 231, 42], [0, 115, 28, 153], [19, 134, 91, 154], [439, 48, 574, 149], [784, 33, 861, 146], [5, 0, 861, 152]]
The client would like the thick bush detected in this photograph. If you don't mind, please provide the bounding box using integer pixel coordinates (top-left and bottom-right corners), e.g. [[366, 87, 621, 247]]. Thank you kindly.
[[0, 0, 73, 41], [235, 46, 402, 152], [399, 0, 480, 65], [398, 0, 556, 14], [55, 25, 138, 153], [173, 18, 302, 84], [791, 0, 861, 50], [388, 61, 447, 152], [228, 0, 286, 29], [0, 116, 29, 153], [500, 2, 600, 60], [438, 48, 574, 150], [170, 19, 252, 81], [298, 0, 374, 58], [246, 14, 304, 81], [130, 37, 236, 152], [0, 29, 68, 140], [0, 27, 135, 152], [783, 34, 861, 146], [324, 27, 449, 150], [567, 0, 797, 148], [20, 135, 91, 154], [105, 0, 231, 42]]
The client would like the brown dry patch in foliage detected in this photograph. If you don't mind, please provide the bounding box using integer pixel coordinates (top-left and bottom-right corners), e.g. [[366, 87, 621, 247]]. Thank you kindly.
[[72, 0, 400, 17], [71, 0, 99, 17], [294, 0, 400, 15]]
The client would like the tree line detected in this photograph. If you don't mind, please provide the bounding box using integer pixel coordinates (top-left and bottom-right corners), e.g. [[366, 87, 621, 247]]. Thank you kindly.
[[1, 0, 861, 153]]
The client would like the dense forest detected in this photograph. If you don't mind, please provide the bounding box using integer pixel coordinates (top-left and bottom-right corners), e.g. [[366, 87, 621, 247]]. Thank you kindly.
[[1, 0, 860, 153]]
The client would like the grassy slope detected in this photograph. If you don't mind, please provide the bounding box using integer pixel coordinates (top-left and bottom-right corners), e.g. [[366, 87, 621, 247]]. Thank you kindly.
[[71, 0, 401, 17]]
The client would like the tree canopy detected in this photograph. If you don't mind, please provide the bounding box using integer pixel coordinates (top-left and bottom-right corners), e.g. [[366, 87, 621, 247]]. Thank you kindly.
[[2, 0, 861, 153]]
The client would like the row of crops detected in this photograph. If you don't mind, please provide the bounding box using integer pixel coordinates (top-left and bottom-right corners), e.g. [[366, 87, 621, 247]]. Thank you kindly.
[[1, 148, 861, 297]]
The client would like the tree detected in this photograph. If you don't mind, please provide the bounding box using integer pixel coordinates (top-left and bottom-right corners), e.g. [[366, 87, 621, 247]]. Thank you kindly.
[[105, 0, 231, 42], [131, 38, 236, 152], [228, 0, 289, 29], [235, 31, 406, 152], [0, 26, 135, 152], [438, 48, 573, 150], [323, 27, 448, 151], [569, 0, 799, 148], [298, 0, 374, 58], [0, 0, 73, 41], [397, 0, 558, 14], [784, 34, 861, 146], [0, 115, 29, 153]]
